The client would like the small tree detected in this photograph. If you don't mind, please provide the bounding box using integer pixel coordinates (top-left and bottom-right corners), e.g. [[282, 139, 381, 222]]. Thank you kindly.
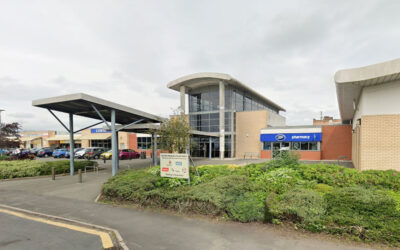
[[158, 110, 190, 153], [0, 122, 21, 148]]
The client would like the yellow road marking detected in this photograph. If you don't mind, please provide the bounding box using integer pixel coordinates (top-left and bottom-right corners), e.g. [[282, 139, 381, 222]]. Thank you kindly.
[[0, 208, 113, 249]]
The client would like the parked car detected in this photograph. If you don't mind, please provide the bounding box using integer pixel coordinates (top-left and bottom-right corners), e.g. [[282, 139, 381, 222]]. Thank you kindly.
[[37, 148, 54, 157], [53, 148, 69, 158], [74, 148, 89, 159], [65, 148, 82, 158], [119, 149, 140, 160], [29, 148, 41, 156], [5, 148, 15, 156], [84, 147, 105, 159], [100, 150, 112, 160]]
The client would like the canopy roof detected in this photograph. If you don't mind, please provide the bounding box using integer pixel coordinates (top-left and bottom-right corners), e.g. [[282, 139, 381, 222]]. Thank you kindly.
[[32, 93, 163, 125], [167, 72, 286, 112], [335, 58, 400, 122]]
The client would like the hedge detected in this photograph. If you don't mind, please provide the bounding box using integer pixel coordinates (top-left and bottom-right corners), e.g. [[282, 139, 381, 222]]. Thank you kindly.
[[0, 160, 96, 179]]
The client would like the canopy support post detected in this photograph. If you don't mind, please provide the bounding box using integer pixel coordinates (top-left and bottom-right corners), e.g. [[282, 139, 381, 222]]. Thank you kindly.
[[69, 113, 74, 176], [111, 109, 118, 176], [153, 133, 158, 166]]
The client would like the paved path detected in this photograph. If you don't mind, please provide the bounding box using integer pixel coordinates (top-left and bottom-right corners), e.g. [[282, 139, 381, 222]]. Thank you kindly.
[[0, 164, 370, 250]]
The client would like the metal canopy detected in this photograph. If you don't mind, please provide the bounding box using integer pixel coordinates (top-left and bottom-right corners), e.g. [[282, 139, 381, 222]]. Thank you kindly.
[[32, 93, 162, 124], [32, 93, 163, 176], [115, 123, 161, 133]]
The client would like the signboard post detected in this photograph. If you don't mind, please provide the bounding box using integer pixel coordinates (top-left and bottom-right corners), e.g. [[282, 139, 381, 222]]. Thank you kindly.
[[160, 153, 190, 184]]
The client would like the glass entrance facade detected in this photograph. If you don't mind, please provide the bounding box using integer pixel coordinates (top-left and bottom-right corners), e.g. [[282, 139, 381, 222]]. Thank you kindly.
[[190, 135, 232, 158], [187, 84, 281, 158]]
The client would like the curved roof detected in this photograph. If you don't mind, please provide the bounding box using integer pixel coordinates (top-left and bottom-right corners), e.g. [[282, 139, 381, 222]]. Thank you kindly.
[[335, 58, 400, 121], [167, 72, 285, 112]]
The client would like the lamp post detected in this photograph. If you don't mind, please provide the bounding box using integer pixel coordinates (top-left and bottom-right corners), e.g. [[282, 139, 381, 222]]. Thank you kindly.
[[0, 109, 4, 125]]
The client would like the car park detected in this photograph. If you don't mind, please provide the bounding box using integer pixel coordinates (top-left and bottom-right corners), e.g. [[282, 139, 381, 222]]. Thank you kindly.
[[84, 147, 105, 159], [37, 148, 54, 157], [100, 150, 112, 160], [53, 148, 69, 158], [65, 148, 82, 158], [29, 148, 41, 155], [74, 148, 89, 159], [119, 149, 140, 160]]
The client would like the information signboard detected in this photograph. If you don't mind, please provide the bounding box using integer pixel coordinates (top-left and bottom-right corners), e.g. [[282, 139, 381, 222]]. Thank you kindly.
[[160, 153, 189, 179]]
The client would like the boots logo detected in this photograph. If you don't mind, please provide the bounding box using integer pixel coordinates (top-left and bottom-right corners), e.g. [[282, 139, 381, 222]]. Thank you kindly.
[[275, 134, 286, 141]]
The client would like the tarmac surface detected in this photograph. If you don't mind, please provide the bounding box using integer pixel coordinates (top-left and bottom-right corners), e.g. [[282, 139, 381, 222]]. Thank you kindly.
[[0, 212, 102, 250], [0, 158, 368, 250]]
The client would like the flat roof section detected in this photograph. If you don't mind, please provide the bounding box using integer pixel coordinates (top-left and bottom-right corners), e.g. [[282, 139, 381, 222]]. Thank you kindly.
[[167, 72, 286, 112], [334, 58, 400, 121], [32, 93, 163, 125], [261, 126, 322, 134]]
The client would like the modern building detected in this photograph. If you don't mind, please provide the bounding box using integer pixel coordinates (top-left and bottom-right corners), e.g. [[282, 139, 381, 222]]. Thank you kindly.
[[167, 72, 286, 159], [335, 58, 400, 171]]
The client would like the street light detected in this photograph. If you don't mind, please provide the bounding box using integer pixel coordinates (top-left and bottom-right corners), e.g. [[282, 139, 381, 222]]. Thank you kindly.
[[0, 109, 4, 124]]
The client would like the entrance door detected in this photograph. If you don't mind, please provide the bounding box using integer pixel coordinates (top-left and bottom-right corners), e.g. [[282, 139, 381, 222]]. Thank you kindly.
[[272, 142, 281, 158]]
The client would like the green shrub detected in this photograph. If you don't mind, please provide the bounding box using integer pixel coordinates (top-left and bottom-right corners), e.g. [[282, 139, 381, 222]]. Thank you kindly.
[[313, 183, 334, 194], [101, 163, 400, 246], [185, 175, 248, 214], [227, 191, 266, 222], [268, 188, 326, 226], [325, 186, 400, 242], [253, 168, 300, 194]]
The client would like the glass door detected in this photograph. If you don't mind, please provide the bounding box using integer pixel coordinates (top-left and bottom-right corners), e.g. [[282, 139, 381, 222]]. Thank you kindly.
[[272, 142, 281, 158]]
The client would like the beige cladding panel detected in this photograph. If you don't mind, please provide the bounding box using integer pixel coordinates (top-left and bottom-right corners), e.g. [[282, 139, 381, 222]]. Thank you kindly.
[[360, 114, 400, 171], [118, 132, 129, 149], [81, 140, 90, 148], [235, 110, 268, 159], [352, 125, 361, 170]]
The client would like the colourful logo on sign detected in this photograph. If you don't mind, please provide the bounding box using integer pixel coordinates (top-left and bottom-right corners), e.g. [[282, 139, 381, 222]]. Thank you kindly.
[[275, 134, 286, 141]]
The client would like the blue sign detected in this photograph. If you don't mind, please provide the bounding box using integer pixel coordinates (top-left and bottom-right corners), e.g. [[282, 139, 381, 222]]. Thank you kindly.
[[91, 128, 111, 133], [275, 134, 286, 141], [260, 133, 322, 142]]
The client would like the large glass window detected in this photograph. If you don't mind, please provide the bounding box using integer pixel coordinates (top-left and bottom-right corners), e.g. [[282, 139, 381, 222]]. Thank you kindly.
[[188, 86, 219, 112], [137, 137, 152, 149], [91, 139, 111, 149], [234, 91, 243, 111], [244, 96, 252, 111], [309, 142, 318, 150], [263, 142, 271, 150], [291, 142, 301, 150]]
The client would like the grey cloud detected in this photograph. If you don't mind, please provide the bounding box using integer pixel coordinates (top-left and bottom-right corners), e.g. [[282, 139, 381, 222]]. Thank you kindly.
[[7, 112, 34, 119], [0, 0, 399, 129]]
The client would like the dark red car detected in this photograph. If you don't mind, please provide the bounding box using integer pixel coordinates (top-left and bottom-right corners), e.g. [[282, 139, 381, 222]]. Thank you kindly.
[[119, 149, 140, 160]]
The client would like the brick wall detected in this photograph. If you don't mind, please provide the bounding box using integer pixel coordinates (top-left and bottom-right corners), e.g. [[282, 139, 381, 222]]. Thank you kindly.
[[260, 150, 271, 159], [298, 151, 321, 160], [360, 114, 400, 171], [128, 134, 137, 150], [321, 125, 352, 160]]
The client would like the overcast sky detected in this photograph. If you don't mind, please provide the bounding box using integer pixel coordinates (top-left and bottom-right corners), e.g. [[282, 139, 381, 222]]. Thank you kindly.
[[1, 0, 400, 131]]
